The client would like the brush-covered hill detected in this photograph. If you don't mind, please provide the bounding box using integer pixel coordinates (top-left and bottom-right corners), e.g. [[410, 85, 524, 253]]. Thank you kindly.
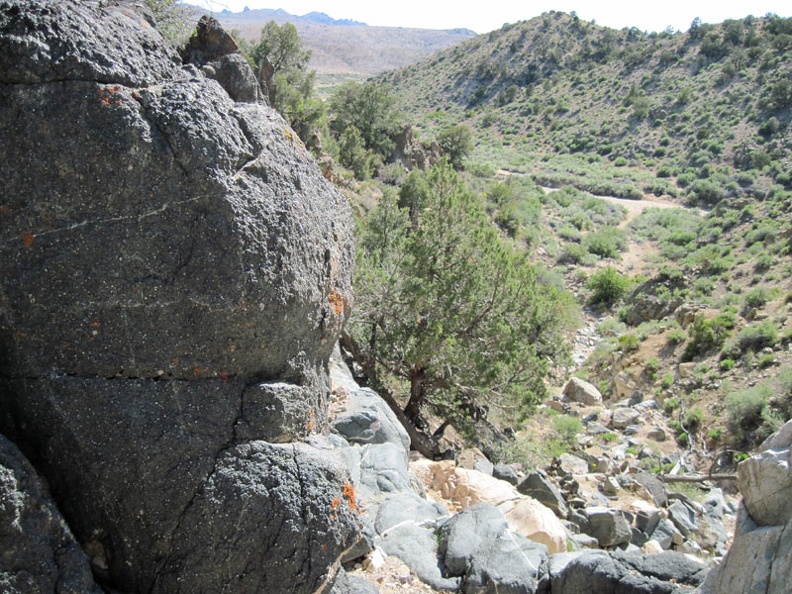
[[379, 11, 792, 203]]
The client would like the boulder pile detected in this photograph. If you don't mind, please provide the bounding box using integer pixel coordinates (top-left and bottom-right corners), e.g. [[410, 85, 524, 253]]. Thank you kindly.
[[328, 352, 713, 594]]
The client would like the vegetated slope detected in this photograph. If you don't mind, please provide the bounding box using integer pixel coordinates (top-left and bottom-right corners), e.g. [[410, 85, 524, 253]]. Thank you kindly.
[[376, 11, 792, 459], [379, 11, 792, 202], [186, 5, 476, 74]]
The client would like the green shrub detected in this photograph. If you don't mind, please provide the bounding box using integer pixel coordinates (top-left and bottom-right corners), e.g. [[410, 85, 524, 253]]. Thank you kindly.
[[683, 312, 735, 361], [684, 407, 704, 432], [736, 320, 779, 353], [754, 253, 774, 273], [688, 180, 725, 206], [597, 317, 627, 337], [588, 266, 630, 306], [719, 358, 735, 371], [726, 385, 771, 442], [667, 328, 686, 344], [663, 397, 680, 414], [744, 287, 772, 309], [746, 223, 778, 247], [558, 225, 583, 242], [552, 415, 583, 446], [645, 357, 660, 379], [557, 243, 589, 265], [676, 172, 696, 188], [758, 353, 777, 368], [779, 368, 792, 395], [618, 333, 641, 352], [584, 227, 626, 258]]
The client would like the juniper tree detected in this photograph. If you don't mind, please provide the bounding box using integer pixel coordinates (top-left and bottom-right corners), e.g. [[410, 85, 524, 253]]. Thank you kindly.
[[347, 160, 574, 456], [250, 21, 324, 142]]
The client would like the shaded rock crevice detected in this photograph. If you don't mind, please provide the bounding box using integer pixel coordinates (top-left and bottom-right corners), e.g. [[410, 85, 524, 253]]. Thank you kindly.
[[156, 387, 248, 586]]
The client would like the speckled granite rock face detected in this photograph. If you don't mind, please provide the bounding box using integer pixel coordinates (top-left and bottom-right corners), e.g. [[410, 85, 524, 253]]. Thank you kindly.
[[0, 1, 356, 592]]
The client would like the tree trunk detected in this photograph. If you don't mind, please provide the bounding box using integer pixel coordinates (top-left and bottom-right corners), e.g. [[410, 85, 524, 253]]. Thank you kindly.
[[377, 389, 443, 460], [404, 365, 426, 428], [433, 419, 452, 440], [660, 473, 737, 483]]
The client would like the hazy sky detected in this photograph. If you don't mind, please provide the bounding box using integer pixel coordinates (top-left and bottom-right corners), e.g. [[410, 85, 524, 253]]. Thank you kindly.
[[193, 0, 791, 34]]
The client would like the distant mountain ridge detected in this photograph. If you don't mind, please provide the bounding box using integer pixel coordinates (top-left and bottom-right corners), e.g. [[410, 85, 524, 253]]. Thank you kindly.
[[184, 4, 477, 75], [211, 6, 366, 27]]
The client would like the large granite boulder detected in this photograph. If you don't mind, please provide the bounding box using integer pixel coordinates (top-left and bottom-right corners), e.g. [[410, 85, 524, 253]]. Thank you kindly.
[[697, 504, 791, 594], [579, 507, 633, 548], [181, 15, 263, 103], [517, 470, 570, 519], [736, 420, 792, 527], [0, 1, 356, 593], [698, 420, 792, 594], [0, 433, 102, 594], [549, 550, 707, 594], [0, 2, 351, 383], [562, 377, 603, 406], [438, 503, 549, 594], [421, 461, 568, 554]]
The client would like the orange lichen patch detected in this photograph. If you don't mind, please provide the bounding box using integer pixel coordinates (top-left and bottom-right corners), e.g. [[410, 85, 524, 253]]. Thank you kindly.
[[217, 369, 229, 381], [22, 231, 34, 248], [98, 85, 123, 107], [192, 367, 203, 378], [342, 483, 359, 514], [329, 495, 342, 521], [305, 409, 317, 432], [329, 289, 345, 316]]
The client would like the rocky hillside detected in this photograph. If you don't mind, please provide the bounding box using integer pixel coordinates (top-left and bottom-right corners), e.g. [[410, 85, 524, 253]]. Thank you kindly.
[[187, 4, 477, 74], [334, 12, 792, 591], [329, 330, 790, 594]]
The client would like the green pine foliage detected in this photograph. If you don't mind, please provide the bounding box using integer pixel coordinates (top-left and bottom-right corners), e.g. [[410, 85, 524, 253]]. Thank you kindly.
[[349, 160, 576, 433], [145, 0, 191, 42], [328, 81, 403, 160], [587, 266, 630, 306], [248, 21, 325, 143]]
